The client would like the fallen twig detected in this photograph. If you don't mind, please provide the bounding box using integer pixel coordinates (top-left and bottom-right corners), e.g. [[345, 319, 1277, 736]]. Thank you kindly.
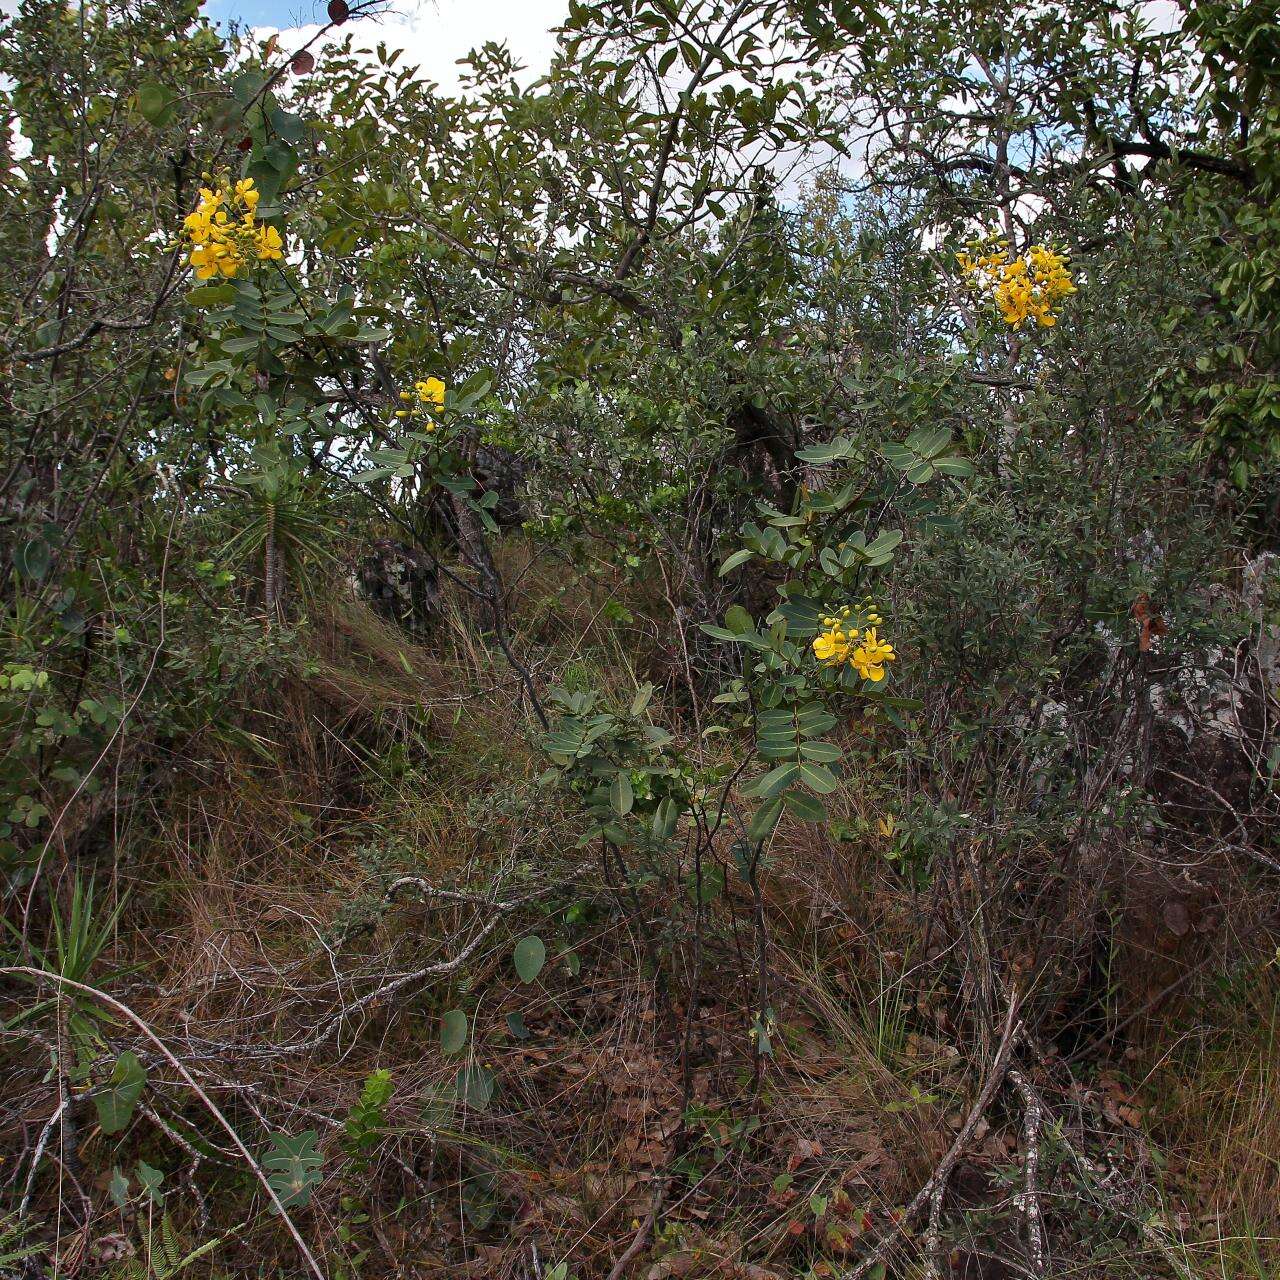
[[1008, 1066, 1045, 1277]]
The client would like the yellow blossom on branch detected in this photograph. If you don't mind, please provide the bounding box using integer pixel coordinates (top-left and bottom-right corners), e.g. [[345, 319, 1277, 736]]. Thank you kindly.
[[957, 237, 1076, 329], [181, 176, 285, 280], [812, 607, 897, 682], [396, 377, 447, 433], [415, 377, 446, 410], [850, 626, 895, 682]]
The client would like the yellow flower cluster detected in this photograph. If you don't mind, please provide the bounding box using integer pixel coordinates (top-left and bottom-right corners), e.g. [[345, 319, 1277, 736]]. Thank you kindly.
[[812, 606, 896, 682], [182, 177, 284, 281], [956, 239, 1076, 328], [394, 377, 446, 432]]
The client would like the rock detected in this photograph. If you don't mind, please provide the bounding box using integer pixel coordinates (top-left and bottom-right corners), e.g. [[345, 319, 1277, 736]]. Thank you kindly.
[[353, 539, 442, 635]]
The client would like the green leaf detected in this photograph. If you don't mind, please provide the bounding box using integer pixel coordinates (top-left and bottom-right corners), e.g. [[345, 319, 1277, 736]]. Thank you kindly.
[[454, 1063, 496, 1111], [865, 529, 903, 557], [513, 935, 546, 983], [687, 861, 725, 904], [137, 83, 175, 126], [109, 1167, 130, 1209], [609, 771, 634, 816], [797, 762, 840, 794], [748, 796, 784, 841], [699, 623, 744, 642], [420, 1085, 456, 1129], [506, 1010, 530, 1040], [718, 547, 754, 576], [795, 435, 853, 464], [263, 1130, 323, 1210], [137, 1160, 165, 1207], [95, 1050, 146, 1135], [440, 1008, 468, 1055], [769, 595, 822, 637], [652, 796, 680, 839], [724, 604, 754, 634], [751, 763, 800, 798], [781, 789, 827, 822], [462, 1174, 497, 1228], [14, 538, 52, 582], [231, 69, 267, 106], [630, 682, 655, 717], [185, 284, 237, 309], [795, 706, 838, 736], [270, 106, 308, 144]]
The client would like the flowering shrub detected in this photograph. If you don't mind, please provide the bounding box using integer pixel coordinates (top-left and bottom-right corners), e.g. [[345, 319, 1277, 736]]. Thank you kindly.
[[956, 238, 1076, 328], [697, 427, 972, 836], [182, 175, 284, 280]]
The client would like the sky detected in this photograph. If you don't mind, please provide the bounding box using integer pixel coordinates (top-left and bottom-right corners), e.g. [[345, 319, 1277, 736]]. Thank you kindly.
[[205, 0, 567, 91]]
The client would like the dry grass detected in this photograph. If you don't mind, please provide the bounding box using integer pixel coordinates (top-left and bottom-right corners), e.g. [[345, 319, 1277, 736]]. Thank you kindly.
[[1138, 954, 1280, 1276], [7, 570, 1271, 1280]]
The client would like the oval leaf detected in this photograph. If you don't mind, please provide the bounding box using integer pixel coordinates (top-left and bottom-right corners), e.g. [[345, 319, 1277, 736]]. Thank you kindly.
[[137, 83, 174, 127], [609, 771, 634, 816], [440, 1008, 468, 1055], [95, 1050, 146, 1135], [513, 935, 546, 984], [454, 1063, 495, 1111]]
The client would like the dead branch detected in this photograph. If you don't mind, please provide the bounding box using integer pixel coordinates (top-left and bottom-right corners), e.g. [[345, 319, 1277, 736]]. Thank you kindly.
[[1007, 1066, 1045, 1277], [846, 993, 1024, 1280]]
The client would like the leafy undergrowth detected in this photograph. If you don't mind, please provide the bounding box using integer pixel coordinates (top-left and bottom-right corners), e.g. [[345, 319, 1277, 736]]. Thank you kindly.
[[4, 590, 1277, 1279]]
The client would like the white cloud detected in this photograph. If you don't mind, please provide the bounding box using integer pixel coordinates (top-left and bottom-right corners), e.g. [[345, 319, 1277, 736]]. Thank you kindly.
[[257, 0, 566, 94]]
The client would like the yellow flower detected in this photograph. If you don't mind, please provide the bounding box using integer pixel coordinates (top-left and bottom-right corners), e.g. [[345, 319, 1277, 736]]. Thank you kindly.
[[813, 621, 857, 667], [180, 174, 284, 279], [850, 626, 896, 683], [189, 239, 241, 280], [960, 237, 1075, 329], [415, 376, 446, 410], [255, 223, 283, 262]]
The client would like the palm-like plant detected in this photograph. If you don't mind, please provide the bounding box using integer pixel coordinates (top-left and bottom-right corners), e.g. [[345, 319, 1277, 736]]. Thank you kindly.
[[6, 875, 126, 1062], [220, 446, 336, 628]]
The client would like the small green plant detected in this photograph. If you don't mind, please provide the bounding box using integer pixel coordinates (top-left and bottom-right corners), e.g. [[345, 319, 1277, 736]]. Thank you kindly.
[[538, 682, 691, 849], [0, 1215, 41, 1269], [114, 1214, 225, 1280], [263, 1129, 324, 1210], [343, 1068, 394, 1166], [6, 875, 126, 1073], [702, 427, 971, 840]]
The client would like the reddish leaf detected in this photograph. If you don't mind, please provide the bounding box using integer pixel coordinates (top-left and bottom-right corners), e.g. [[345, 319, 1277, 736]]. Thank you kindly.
[[1163, 901, 1191, 937], [327, 0, 349, 22], [291, 49, 316, 75], [1132, 592, 1166, 652], [786, 1136, 823, 1172]]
